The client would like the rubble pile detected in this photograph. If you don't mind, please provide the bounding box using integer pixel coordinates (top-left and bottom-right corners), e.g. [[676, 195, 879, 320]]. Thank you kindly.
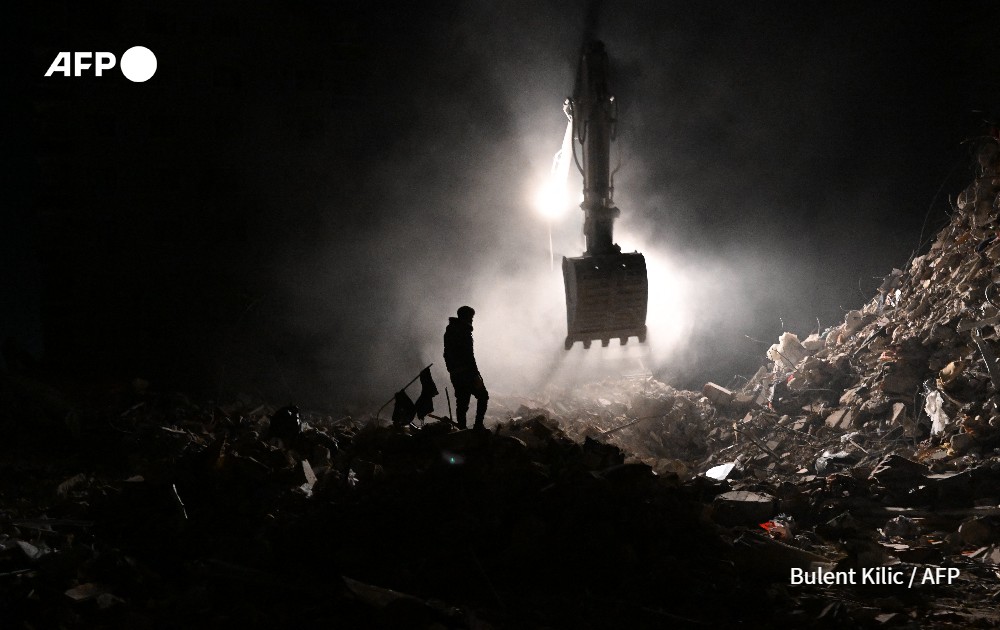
[[0, 388, 765, 628], [700, 137, 1000, 476], [4, 137, 1000, 627], [492, 136, 1000, 626], [493, 379, 716, 476], [675, 135, 1000, 625]]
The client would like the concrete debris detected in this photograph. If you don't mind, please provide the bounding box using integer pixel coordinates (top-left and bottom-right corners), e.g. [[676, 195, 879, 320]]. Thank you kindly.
[[706, 461, 737, 480], [702, 381, 734, 406], [767, 332, 808, 369], [815, 449, 858, 475], [713, 490, 777, 526], [64, 582, 111, 603]]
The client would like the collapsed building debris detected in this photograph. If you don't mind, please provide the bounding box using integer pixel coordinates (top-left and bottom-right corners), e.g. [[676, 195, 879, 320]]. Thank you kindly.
[[4, 136, 1000, 627], [477, 135, 1000, 626], [0, 388, 746, 627]]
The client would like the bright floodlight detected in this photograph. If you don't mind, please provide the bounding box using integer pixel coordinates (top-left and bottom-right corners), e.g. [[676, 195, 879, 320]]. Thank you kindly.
[[535, 178, 569, 219], [535, 120, 574, 220]]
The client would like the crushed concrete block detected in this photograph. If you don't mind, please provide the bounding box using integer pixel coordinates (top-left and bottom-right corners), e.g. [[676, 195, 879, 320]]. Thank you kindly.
[[801, 333, 825, 352], [702, 382, 734, 406], [732, 392, 756, 409], [972, 545, 1000, 565], [768, 332, 808, 369], [65, 583, 109, 602], [951, 432, 975, 454], [301, 459, 317, 487], [890, 402, 908, 425], [712, 490, 776, 526], [839, 387, 863, 407], [825, 408, 854, 430], [870, 454, 927, 487]]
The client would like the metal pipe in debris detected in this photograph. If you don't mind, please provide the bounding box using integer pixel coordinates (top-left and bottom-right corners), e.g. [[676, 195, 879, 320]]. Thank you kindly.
[[599, 413, 667, 437]]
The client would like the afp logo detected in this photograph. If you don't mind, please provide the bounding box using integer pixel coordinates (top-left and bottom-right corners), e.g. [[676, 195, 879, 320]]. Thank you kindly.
[[45, 46, 157, 83]]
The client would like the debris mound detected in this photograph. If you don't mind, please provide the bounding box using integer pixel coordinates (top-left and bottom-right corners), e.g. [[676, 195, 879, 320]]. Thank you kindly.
[[4, 135, 1000, 627]]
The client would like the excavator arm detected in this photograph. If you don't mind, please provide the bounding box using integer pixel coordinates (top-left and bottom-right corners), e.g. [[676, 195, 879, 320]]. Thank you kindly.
[[562, 40, 648, 349]]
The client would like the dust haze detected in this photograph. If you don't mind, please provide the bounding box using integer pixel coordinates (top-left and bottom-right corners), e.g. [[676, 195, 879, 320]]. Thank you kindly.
[[238, 1, 1000, 409]]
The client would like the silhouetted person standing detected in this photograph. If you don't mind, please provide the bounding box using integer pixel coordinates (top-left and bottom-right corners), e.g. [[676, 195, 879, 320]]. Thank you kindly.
[[443, 305, 488, 430]]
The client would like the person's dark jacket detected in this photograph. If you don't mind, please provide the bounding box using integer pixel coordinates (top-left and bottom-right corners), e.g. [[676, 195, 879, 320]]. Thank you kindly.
[[443, 317, 479, 380]]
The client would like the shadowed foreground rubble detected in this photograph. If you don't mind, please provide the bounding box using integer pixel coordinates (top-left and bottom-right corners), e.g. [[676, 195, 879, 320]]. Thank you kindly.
[[1, 389, 753, 628], [5, 137, 1000, 628]]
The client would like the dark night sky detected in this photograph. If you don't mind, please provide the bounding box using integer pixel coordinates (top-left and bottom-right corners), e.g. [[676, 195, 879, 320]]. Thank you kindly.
[[8, 1, 1000, 408]]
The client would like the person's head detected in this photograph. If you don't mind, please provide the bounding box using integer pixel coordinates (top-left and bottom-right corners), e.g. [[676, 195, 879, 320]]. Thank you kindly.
[[457, 305, 475, 324]]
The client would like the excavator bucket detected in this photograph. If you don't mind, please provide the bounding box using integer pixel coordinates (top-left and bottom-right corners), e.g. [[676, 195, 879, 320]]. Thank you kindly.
[[557, 39, 649, 350], [563, 252, 647, 349]]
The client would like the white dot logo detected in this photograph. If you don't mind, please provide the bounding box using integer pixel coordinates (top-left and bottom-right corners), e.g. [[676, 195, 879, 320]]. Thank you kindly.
[[120, 46, 157, 83]]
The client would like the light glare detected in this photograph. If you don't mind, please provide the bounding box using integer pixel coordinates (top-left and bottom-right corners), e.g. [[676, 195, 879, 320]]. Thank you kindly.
[[534, 120, 574, 220], [535, 179, 569, 219]]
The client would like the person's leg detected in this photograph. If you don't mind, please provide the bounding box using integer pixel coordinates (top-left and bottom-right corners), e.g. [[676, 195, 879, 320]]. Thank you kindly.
[[472, 383, 489, 429], [452, 381, 471, 429]]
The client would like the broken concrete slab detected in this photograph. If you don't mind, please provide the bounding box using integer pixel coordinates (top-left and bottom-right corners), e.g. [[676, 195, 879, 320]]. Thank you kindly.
[[702, 382, 734, 406], [825, 408, 855, 430], [870, 454, 928, 486], [712, 490, 776, 526]]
